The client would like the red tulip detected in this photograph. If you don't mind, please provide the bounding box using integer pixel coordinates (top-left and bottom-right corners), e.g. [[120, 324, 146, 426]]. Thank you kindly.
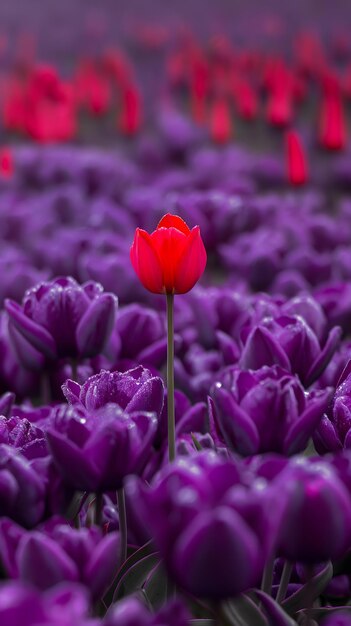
[[119, 83, 142, 135], [285, 130, 308, 186], [0, 147, 13, 178], [130, 214, 207, 294], [318, 94, 346, 151], [234, 80, 258, 121], [210, 97, 232, 143], [266, 88, 293, 127]]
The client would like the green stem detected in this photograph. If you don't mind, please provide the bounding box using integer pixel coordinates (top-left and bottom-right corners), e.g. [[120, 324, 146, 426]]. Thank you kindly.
[[40, 372, 51, 405], [261, 555, 275, 596], [276, 560, 293, 604], [71, 359, 78, 381], [117, 487, 128, 566], [166, 293, 176, 462], [95, 493, 103, 526]]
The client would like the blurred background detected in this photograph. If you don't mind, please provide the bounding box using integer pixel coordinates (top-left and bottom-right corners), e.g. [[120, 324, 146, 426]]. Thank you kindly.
[[0, 0, 350, 149]]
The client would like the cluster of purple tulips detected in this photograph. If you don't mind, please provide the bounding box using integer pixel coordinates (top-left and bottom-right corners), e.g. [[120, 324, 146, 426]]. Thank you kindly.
[[2, 3, 351, 622], [0, 128, 351, 626]]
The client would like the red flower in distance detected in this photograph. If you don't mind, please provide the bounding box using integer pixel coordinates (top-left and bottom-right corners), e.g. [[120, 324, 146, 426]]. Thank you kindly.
[[285, 130, 308, 186], [130, 214, 207, 294]]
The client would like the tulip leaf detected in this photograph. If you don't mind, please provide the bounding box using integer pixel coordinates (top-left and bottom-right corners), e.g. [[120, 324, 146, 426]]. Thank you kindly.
[[65, 490, 88, 520], [112, 539, 155, 590], [282, 562, 333, 616], [222, 593, 268, 626], [253, 590, 298, 625], [113, 553, 160, 601], [297, 606, 351, 623], [103, 539, 155, 606], [143, 560, 168, 610], [189, 621, 216, 625]]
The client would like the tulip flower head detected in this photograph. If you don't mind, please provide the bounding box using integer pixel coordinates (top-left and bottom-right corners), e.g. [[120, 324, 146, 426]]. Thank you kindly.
[[130, 214, 207, 295]]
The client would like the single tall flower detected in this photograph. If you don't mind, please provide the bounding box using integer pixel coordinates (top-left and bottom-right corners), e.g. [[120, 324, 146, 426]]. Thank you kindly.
[[130, 214, 207, 463], [130, 213, 206, 295]]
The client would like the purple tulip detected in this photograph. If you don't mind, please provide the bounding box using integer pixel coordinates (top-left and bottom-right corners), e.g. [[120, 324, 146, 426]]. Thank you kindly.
[[126, 451, 283, 599], [275, 458, 351, 563], [210, 365, 332, 456], [0, 445, 45, 527], [140, 390, 208, 480], [316, 341, 351, 390], [284, 246, 332, 287], [46, 403, 158, 492], [0, 246, 48, 307], [79, 248, 146, 305], [271, 269, 310, 298], [0, 312, 40, 398], [174, 341, 232, 401], [220, 228, 286, 290], [315, 282, 351, 334], [109, 304, 166, 370], [172, 286, 250, 352], [5, 277, 118, 362], [62, 365, 164, 417], [315, 363, 351, 452], [0, 581, 97, 626], [0, 414, 47, 459], [0, 517, 119, 600], [240, 314, 341, 386]]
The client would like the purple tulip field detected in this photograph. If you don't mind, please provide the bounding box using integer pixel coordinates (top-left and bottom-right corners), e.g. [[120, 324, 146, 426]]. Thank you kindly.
[[3, 1, 351, 625]]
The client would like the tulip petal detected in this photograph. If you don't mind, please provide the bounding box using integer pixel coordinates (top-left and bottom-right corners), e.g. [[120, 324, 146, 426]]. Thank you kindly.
[[84, 533, 120, 600], [0, 518, 24, 577], [125, 376, 164, 416], [61, 379, 81, 404], [336, 358, 351, 388], [305, 326, 341, 387], [173, 507, 260, 598], [151, 227, 188, 293], [240, 326, 291, 371], [83, 421, 134, 490], [8, 324, 46, 371], [137, 337, 167, 368], [76, 293, 118, 358], [46, 430, 98, 492], [176, 402, 208, 435], [173, 226, 207, 294], [314, 415, 342, 454], [130, 229, 164, 294], [157, 213, 191, 235], [284, 388, 333, 455], [212, 386, 260, 455], [18, 533, 79, 590], [5, 300, 57, 359]]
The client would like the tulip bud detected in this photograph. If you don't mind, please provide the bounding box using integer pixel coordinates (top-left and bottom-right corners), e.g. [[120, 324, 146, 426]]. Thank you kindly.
[[130, 214, 206, 295]]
